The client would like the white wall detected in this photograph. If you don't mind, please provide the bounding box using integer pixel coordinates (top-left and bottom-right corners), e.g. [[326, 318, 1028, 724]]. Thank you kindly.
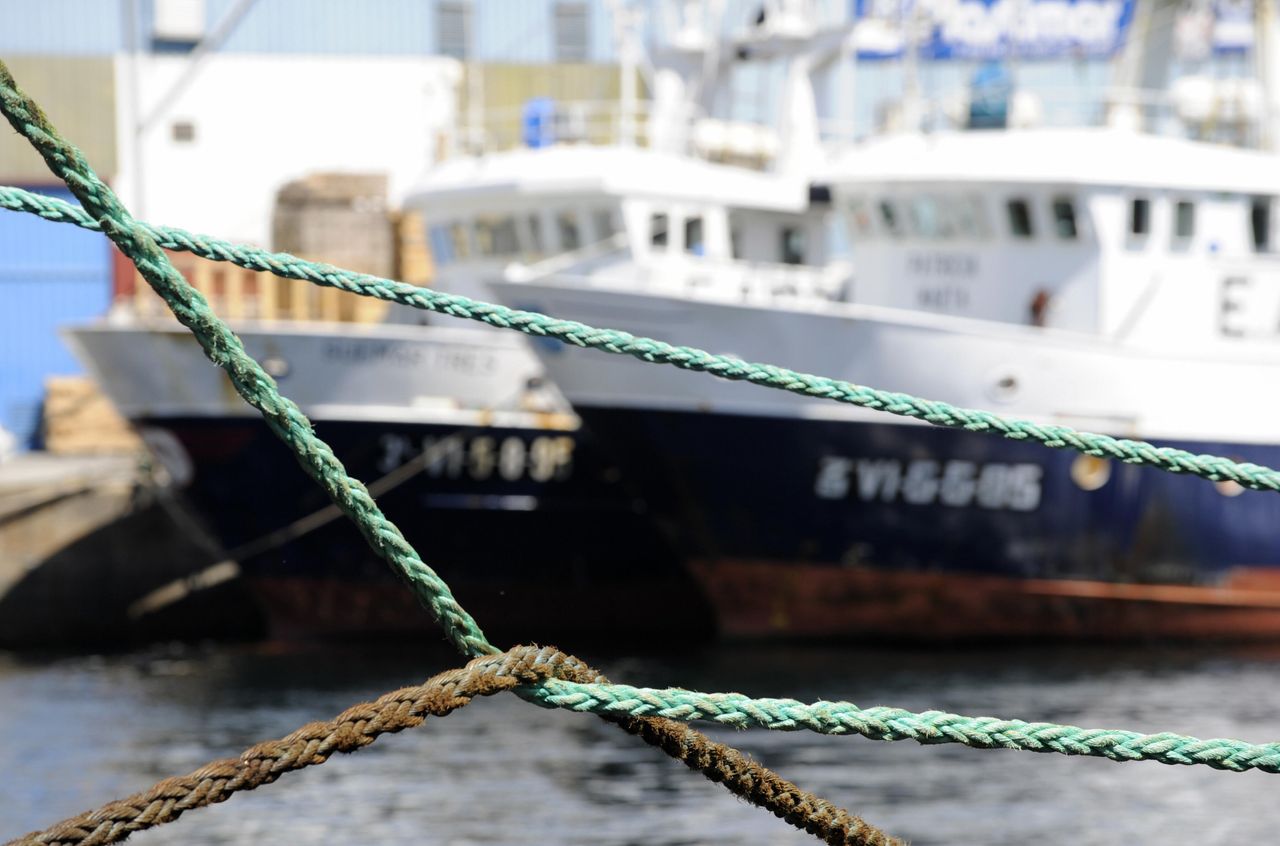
[[113, 54, 461, 246]]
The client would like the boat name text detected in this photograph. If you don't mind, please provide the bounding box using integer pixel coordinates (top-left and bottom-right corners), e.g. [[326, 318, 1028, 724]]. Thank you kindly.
[[906, 252, 978, 278], [378, 433, 575, 483], [814, 456, 1042, 511], [323, 340, 497, 373]]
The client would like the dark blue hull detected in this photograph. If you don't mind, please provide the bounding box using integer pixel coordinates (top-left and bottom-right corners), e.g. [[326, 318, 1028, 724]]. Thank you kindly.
[[146, 417, 712, 643], [575, 406, 1280, 640]]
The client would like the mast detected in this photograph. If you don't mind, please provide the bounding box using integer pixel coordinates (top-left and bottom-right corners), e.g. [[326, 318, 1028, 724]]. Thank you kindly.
[[648, 0, 724, 154], [606, 0, 651, 147], [1106, 0, 1179, 132], [1254, 0, 1280, 150]]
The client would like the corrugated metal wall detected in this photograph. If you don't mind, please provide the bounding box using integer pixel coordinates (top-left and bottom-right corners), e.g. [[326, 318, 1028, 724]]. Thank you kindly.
[[0, 187, 112, 448], [0, 0, 620, 62]]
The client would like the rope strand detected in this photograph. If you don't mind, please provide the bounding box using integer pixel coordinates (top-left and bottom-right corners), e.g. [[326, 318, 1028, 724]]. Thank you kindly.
[[522, 677, 1280, 774]]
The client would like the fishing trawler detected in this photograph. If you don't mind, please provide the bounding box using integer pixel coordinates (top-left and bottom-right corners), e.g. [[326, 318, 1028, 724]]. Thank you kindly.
[[488, 0, 1280, 639], [65, 0, 850, 641]]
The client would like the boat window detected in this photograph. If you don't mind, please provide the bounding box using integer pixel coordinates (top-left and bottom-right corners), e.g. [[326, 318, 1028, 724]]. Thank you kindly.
[[526, 213, 543, 254], [1130, 197, 1150, 237], [494, 218, 518, 255], [449, 222, 470, 259], [429, 225, 454, 265], [651, 213, 669, 247], [684, 216, 705, 255], [730, 226, 742, 259], [474, 216, 519, 257], [592, 208, 617, 242], [1051, 197, 1077, 240], [557, 210, 581, 251], [909, 196, 942, 239], [950, 195, 989, 239], [875, 198, 906, 235], [847, 197, 875, 238], [1174, 200, 1195, 242], [1252, 197, 1271, 252], [1006, 198, 1033, 239], [780, 226, 806, 265]]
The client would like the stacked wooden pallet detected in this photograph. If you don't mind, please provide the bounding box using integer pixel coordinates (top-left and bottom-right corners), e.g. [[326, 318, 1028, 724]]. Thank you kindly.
[[41, 375, 143, 455]]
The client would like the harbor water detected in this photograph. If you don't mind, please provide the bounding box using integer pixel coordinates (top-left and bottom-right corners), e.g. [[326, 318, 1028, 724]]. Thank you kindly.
[[2, 641, 1277, 844]]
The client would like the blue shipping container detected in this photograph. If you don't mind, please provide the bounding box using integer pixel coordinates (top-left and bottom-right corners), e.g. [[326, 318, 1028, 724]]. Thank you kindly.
[[0, 185, 112, 449]]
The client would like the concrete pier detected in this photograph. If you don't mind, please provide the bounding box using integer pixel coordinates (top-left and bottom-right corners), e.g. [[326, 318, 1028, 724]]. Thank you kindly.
[[0, 452, 263, 648]]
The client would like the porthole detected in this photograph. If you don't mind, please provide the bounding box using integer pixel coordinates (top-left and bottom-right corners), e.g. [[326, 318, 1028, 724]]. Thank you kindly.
[[1070, 455, 1111, 491]]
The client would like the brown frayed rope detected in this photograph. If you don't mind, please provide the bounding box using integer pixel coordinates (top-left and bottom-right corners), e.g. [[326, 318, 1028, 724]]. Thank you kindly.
[[8, 646, 902, 846]]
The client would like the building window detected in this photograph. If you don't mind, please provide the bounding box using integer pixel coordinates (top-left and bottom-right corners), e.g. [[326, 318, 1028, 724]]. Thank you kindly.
[[1252, 197, 1271, 252], [1051, 197, 1077, 240], [171, 120, 196, 143], [1130, 197, 1150, 236], [554, 2, 590, 62], [437, 1, 471, 60], [1174, 200, 1195, 242], [1006, 198, 1033, 239], [780, 226, 806, 265]]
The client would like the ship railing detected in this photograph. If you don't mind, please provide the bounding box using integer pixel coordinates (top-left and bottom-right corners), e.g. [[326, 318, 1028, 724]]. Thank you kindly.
[[449, 99, 786, 170], [822, 82, 1271, 148], [452, 99, 656, 156]]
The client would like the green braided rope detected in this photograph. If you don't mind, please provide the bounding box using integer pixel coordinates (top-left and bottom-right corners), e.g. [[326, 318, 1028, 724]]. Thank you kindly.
[[0, 61, 496, 659], [4, 64, 1280, 797], [521, 678, 1280, 774], [3, 185, 1278, 494]]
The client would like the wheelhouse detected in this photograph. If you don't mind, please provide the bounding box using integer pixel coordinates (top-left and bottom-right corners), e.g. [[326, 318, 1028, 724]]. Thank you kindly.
[[829, 128, 1280, 349]]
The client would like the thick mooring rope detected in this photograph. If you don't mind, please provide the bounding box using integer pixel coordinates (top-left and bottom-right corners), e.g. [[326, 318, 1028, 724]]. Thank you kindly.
[[0, 61, 898, 846], [3, 184, 1278, 494], [6, 647, 900, 846], [5, 54, 1280, 846], [525, 678, 1280, 773]]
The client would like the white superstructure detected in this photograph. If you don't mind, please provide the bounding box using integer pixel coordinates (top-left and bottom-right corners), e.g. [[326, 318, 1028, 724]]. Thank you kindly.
[[487, 1, 1280, 449]]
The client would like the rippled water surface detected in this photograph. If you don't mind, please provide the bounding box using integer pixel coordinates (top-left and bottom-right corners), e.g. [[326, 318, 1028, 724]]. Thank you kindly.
[[2, 641, 1278, 845]]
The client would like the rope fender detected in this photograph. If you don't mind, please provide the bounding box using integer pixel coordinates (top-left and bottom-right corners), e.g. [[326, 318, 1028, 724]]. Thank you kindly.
[[5, 646, 900, 846]]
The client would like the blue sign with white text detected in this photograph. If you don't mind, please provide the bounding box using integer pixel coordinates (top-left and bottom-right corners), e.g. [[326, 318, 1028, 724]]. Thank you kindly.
[[851, 0, 1250, 61]]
